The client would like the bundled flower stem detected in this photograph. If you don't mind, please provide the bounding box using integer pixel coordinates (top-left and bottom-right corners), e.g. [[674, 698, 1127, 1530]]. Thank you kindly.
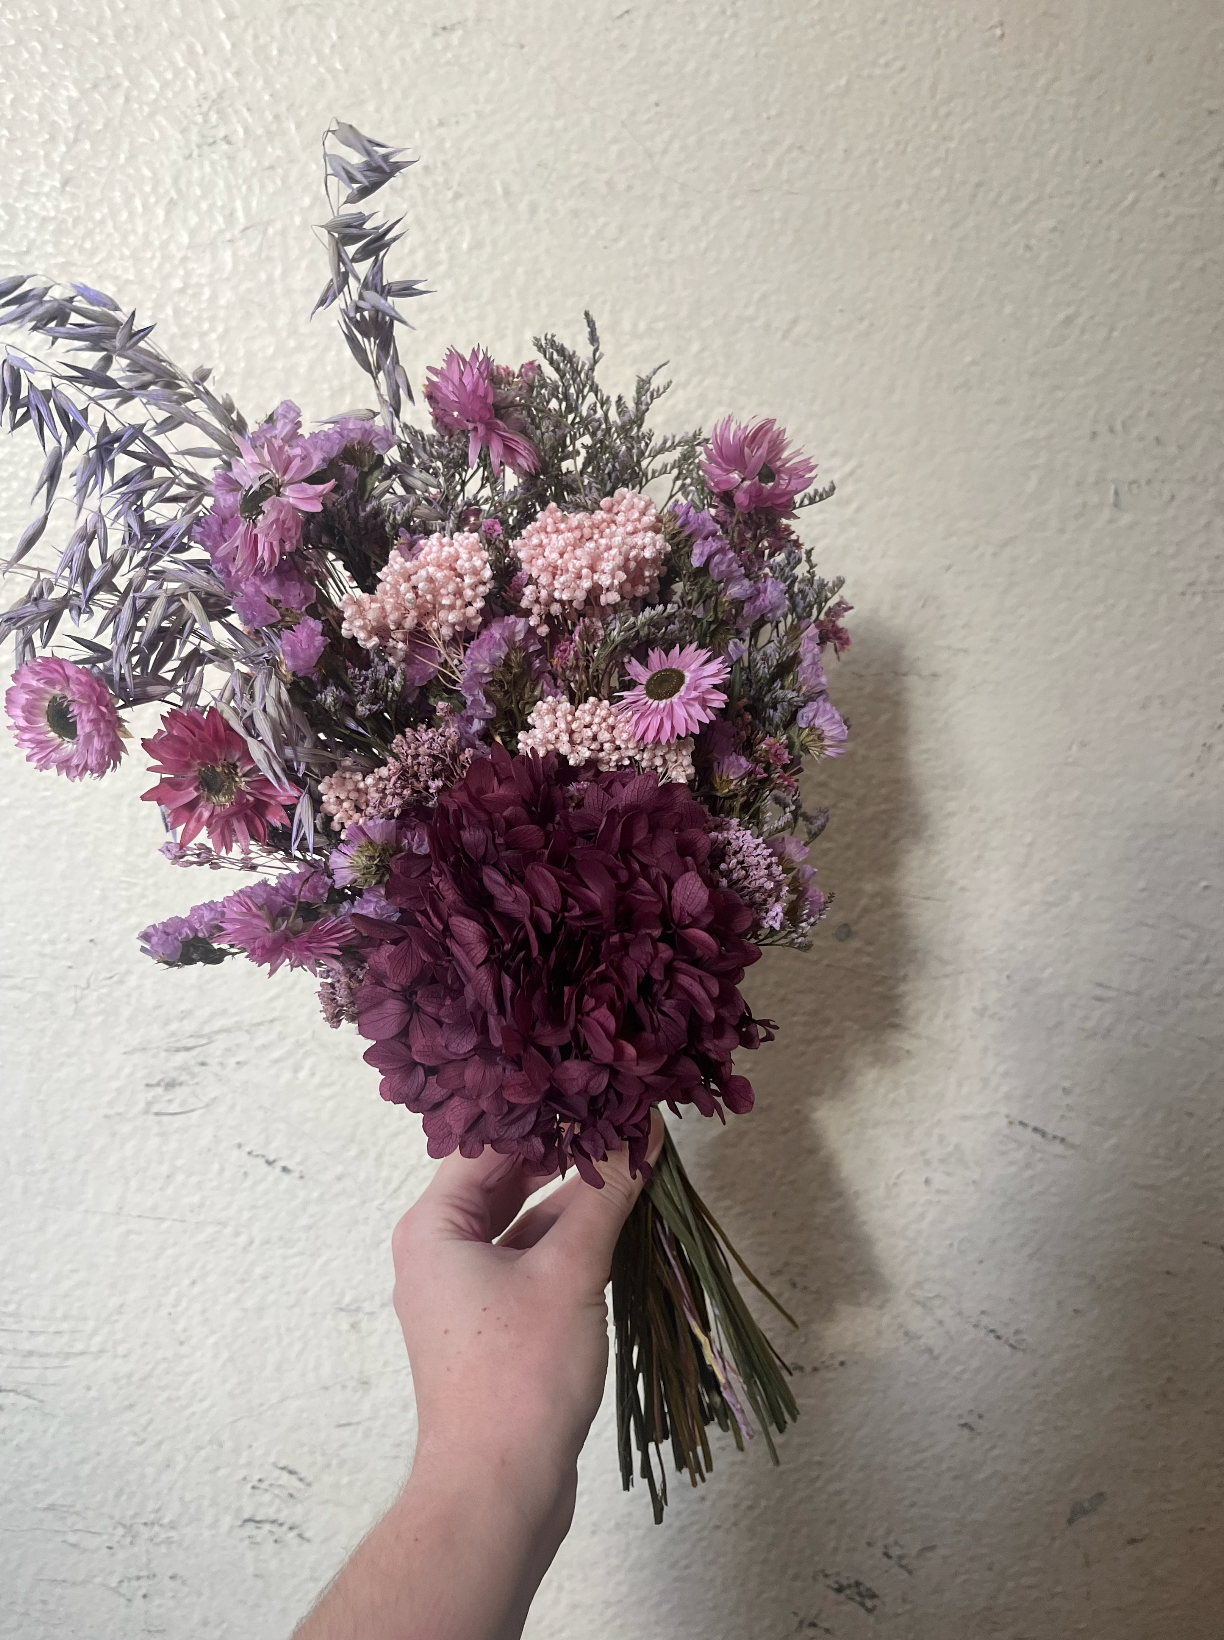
[[1, 121, 848, 1520], [612, 1133, 799, 1522]]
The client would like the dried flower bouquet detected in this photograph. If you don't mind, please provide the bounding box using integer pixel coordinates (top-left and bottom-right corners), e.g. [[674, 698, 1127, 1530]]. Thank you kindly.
[[0, 124, 849, 1520]]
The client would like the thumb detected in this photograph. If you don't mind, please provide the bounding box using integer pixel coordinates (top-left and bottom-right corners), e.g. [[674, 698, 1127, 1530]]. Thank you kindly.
[[539, 1112, 667, 1285]]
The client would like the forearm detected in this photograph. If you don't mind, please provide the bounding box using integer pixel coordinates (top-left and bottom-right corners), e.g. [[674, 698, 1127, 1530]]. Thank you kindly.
[[293, 1444, 575, 1640]]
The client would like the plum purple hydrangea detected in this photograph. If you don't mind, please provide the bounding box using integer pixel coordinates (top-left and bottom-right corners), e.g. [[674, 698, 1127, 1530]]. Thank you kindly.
[[354, 748, 769, 1184]]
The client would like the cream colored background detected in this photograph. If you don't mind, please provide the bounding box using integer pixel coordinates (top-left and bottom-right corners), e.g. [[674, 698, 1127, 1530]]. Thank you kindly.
[[2, 2, 1222, 1636]]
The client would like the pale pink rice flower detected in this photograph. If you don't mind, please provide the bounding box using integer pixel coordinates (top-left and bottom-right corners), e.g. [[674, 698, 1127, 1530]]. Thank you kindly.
[[340, 532, 492, 657], [5, 657, 126, 779], [617, 643, 730, 744], [519, 695, 694, 783], [512, 490, 666, 634]]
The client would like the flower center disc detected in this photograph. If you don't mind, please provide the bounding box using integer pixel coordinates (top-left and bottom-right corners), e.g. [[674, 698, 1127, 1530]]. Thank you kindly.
[[351, 840, 396, 887], [643, 667, 686, 702], [45, 693, 78, 742], [240, 477, 280, 522], [197, 760, 243, 806]]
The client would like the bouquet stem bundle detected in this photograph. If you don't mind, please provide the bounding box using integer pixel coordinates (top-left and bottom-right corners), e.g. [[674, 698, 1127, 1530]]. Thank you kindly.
[[612, 1133, 798, 1522]]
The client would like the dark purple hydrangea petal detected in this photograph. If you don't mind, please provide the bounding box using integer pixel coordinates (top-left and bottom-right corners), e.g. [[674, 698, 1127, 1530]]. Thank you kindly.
[[352, 747, 770, 1183]]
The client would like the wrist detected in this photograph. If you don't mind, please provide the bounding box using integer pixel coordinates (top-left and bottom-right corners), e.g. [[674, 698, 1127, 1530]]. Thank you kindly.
[[407, 1431, 576, 1547]]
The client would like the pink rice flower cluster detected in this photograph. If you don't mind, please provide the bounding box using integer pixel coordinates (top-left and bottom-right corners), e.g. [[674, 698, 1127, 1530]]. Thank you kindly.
[[519, 695, 694, 784], [618, 644, 730, 744], [424, 347, 540, 477], [318, 759, 374, 831], [5, 657, 126, 780], [709, 819, 788, 932], [217, 865, 356, 975], [701, 418, 817, 515], [513, 490, 666, 633], [141, 706, 297, 853], [340, 532, 492, 657]]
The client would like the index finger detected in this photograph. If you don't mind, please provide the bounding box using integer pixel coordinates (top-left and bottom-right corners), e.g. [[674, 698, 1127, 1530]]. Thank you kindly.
[[406, 1144, 560, 1246]]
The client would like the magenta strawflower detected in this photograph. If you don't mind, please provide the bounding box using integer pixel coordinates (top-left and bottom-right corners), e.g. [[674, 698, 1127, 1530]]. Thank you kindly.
[[618, 643, 730, 744], [5, 657, 126, 780], [701, 417, 817, 514], [424, 347, 539, 476], [141, 707, 297, 853], [218, 865, 355, 975]]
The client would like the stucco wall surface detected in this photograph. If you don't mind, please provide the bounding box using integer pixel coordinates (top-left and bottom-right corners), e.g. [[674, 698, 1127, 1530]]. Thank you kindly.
[[1, 2, 1221, 1636]]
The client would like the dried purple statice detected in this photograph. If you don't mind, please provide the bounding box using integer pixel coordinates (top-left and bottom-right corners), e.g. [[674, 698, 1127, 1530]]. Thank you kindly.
[[709, 819, 788, 933], [363, 719, 476, 819], [318, 963, 369, 1028]]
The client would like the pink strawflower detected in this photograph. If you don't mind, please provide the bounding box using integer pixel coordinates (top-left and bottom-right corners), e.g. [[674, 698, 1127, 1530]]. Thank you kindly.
[[340, 532, 492, 657], [141, 707, 297, 853], [513, 490, 666, 634], [217, 865, 355, 975], [5, 658, 126, 779], [701, 418, 817, 514], [424, 347, 539, 476], [618, 643, 730, 744], [211, 407, 335, 581]]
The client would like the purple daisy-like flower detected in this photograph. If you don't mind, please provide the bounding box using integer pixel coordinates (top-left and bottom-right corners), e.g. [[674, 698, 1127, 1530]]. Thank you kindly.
[[6, 658, 126, 780], [424, 347, 539, 477], [618, 643, 730, 744], [279, 617, 328, 677], [458, 615, 546, 732], [768, 834, 827, 929], [305, 415, 396, 468], [701, 418, 817, 514], [330, 817, 401, 888], [138, 899, 229, 965], [737, 573, 788, 628], [796, 695, 849, 757]]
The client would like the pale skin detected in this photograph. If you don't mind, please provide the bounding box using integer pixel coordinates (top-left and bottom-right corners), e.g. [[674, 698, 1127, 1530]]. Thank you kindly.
[[292, 1111, 666, 1640]]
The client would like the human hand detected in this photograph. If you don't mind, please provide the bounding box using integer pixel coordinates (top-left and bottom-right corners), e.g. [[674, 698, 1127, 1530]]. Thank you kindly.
[[394, 1109, 667, 1510], [294, 1112, 665, 1640]]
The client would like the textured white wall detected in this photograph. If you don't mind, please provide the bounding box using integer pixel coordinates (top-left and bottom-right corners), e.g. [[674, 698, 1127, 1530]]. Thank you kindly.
[[1, 2, 1222, 1635]]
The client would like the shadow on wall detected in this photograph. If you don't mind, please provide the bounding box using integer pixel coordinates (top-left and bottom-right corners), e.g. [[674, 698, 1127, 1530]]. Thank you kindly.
[[684, 613, 918, 1346]]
